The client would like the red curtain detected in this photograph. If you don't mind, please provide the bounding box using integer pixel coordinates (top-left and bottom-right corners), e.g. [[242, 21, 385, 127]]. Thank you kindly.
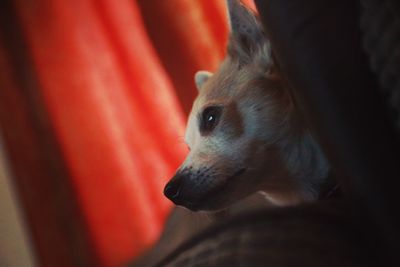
[[8, 0, 250, 266]]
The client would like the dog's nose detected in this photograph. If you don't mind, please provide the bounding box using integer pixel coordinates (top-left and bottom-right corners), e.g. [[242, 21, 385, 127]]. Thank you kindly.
[[164, 179, 182, 203]]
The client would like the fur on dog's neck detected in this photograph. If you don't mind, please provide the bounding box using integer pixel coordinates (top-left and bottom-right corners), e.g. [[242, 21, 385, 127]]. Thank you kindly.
[[263, 132, 330, 206]]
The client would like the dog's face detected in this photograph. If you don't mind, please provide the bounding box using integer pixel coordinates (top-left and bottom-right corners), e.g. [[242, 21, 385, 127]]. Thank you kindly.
[[164, 0, 321, 211], [173, 65, 295, 211]]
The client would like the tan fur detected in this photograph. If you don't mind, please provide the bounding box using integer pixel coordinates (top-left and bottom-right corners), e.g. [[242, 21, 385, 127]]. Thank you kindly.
[[164, 0, 329, 211]]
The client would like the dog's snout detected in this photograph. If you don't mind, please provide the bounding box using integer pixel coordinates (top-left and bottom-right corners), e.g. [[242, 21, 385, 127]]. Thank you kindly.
[[164, 178, 182, 202]]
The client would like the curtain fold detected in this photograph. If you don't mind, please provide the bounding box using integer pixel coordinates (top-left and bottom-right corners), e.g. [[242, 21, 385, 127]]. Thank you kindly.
[[6, 0, 251, 266]]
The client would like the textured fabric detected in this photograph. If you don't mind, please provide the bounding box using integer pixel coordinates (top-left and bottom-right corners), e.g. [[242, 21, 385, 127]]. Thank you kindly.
[[155, 201, 371, 267]]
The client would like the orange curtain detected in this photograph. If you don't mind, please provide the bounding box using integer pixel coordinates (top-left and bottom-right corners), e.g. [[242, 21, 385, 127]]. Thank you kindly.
[[9, 0, 250, 266]]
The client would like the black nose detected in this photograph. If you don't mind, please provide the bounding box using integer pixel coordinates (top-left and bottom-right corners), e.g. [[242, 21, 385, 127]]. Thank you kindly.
[[164, 178, 182, 203]]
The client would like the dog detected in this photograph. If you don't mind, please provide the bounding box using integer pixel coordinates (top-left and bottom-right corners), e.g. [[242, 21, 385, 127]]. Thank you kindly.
[[164, 0, 330, 211]]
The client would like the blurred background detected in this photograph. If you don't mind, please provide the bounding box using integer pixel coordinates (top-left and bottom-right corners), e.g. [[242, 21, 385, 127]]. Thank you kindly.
[[0, 0, 254, 267]]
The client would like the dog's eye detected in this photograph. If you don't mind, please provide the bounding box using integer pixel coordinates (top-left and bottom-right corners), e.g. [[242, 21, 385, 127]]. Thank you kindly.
[[200, 106, 222, 134]]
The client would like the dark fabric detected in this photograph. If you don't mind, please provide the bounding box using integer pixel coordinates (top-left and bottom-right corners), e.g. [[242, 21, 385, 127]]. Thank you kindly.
[[360, 0, 400, 130], [153, 201, 373, 267], [255, 0, 400, 264]]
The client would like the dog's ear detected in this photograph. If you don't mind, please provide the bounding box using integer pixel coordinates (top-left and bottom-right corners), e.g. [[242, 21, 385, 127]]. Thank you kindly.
[[194, 71, 212, 91], [226, 0, 267, 65]]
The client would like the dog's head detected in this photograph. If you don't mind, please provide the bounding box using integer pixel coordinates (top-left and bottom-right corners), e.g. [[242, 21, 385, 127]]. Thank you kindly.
[[164, 0, 327, 211]]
